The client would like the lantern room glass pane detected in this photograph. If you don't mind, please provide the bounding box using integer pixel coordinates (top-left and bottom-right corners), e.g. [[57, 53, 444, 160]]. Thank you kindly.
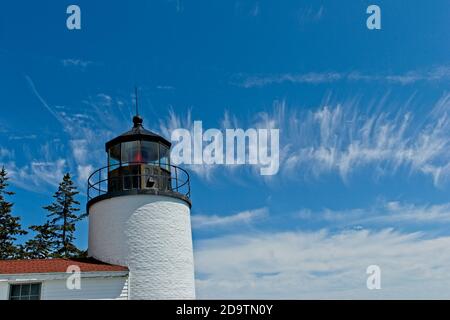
[[121, 141, 141, 164], [141, 141, 159, 166], [108, 144, 121, 170], [160, 144, 170, 171]]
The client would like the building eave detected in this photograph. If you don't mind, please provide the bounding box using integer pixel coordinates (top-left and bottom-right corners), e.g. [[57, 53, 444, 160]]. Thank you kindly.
[[0, 270, 129, 282]]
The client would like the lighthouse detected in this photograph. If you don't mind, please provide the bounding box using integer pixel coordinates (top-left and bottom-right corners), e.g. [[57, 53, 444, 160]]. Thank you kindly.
[[86, 112, 195, 300]]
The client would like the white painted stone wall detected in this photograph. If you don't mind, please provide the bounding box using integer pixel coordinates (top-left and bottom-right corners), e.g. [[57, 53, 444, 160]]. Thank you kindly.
[[88, 194, 195, 299]]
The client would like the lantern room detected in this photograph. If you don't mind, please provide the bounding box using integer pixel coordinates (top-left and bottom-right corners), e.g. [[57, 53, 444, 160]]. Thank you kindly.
[[105, 115, 172, 192], [86, 114, 191, 208]]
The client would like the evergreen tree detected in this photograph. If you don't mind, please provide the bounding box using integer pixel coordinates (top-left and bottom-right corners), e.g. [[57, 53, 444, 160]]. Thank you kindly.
[[23, 221, 57, 259], [0, 167, 27, 259], [76, 249, 88, 259], [43, 173, 85, 258]]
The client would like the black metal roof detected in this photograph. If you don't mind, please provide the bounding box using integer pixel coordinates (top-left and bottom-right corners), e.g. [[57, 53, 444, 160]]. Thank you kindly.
[[105, 115, 171, 151]]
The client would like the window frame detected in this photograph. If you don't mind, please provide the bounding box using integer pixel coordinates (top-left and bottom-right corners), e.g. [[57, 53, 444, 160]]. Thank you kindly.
[[120, 140, 142, 165], [159, 144, 171, 171], [141, 140, 160, 166], [9, 282, 42, 300], [108, 143, 122, 170]]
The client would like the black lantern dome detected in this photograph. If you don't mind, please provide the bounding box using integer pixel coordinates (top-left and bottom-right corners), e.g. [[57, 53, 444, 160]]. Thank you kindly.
[[105, 115, 171, 151]]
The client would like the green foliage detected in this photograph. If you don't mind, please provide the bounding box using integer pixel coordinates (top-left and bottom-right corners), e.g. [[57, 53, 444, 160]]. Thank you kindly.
[[23, 221, 57, 259], [1, 170, 86, 260], [41, 173, 85, 258], [0, 167, 27, 259]]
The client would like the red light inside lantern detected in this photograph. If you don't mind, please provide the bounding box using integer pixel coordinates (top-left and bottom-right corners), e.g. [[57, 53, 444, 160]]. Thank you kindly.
[[133, 149, 143, 163]]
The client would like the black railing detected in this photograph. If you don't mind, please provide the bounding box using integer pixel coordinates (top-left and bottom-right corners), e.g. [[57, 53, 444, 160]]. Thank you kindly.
[[87, 162, 190, 201]]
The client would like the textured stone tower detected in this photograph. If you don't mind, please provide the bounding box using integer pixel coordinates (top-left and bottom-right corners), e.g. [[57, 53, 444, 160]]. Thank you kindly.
[[87, 114, 195, 299]]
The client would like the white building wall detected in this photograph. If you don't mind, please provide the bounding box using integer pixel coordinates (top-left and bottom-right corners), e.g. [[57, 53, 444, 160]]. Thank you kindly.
[[88, 194, 195, 300], [0, 274, 128, 300], [42, 277, 128, 300], [0, 282, 8, 300]]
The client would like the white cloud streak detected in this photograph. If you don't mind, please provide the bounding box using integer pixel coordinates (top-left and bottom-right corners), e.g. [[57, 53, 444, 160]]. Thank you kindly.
[[297, 4, 325, 25], [192, 208, 268, 229], [0, 147, 14, 159], [18, 76, 124, 190], [235, 66, 450, 88], [25, 76, 63, 122], [158, 93, 450, 186], [18, 77, 450, 189], [61, 58, 92, 69], [158, 108, 221, 180], [2, 159, 66, 192], [296, 201, 450, 226], [263, 94, 450, 186]]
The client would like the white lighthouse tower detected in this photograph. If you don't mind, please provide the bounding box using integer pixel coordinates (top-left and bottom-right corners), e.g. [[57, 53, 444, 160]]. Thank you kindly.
[[86, 113, 195, 300]]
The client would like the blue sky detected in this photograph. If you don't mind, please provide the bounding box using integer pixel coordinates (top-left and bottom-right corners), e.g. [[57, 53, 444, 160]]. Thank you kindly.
[[1, 0, 450, 298]]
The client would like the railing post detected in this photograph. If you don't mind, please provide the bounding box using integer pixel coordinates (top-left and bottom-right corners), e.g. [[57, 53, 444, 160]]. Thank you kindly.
[[187, 175, 190, 197], [175, 167, 178, 191]]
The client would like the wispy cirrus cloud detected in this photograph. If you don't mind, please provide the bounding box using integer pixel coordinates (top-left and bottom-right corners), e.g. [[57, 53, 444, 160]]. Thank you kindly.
[[195, 228, 450, 299], [0, 139, 67, 192], [70, 139, 94, 184], [158, 107, 244, 181], [61, 58, 93, 70], [4, 76, 140, 193], [158, 92, 450, 186], [8, 134, 37, 141], [0, 147, 14, 159], [157, 107, 279, 181], [18, 76, 450, 189], [25, 76, 63, 122], [192, 207, 267, 229], [2, 158, 67, 192], [237, 72, 343, 88], [234, 1, 260, 18], [156, 85, 175, 90], [297, 201, 450, 227], [297, 4, 324, 25], [21, 76, 124, 188], [257, 93, 450, 186], [234, 65, 450, 88], [158, 108, 222, 180]]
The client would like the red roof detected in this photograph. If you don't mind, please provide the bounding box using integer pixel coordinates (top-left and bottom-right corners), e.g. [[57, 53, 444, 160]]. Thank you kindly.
[[0, 258, 128, 275]]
